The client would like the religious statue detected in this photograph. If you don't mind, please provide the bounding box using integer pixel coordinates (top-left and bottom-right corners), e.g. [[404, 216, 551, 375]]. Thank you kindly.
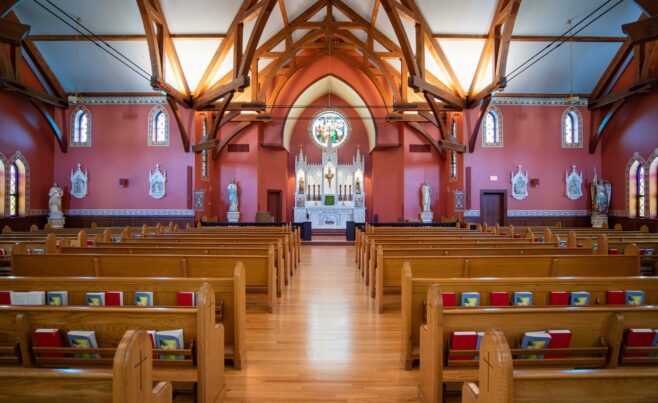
[[421, 182, 431, 212], [228, 179, 239, 212], [70, 163, 88, 199], [298, 176, 304, 193], [591, 169, 611, 216], [355, 176, 361, 194], [148, 164, 167, 199], [511, 165, 529, 200], [48, 183, 64, 218], [565, 165, 583, 200]]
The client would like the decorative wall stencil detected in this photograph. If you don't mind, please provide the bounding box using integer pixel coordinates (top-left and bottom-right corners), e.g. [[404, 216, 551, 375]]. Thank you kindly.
[[511, 165, 529, 200], [70, 163, 88, 199], [564, 165, 583, 200], [148, 164, 167, 199]]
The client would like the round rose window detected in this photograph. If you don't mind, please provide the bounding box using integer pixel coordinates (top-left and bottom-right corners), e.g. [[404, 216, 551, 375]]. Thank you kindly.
[[309, 111, 350, 149]]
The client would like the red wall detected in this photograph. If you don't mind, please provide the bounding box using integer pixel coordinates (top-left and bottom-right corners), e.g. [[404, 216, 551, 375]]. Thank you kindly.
[[464, 104, 600, 214], [53, 103, 195, 212]]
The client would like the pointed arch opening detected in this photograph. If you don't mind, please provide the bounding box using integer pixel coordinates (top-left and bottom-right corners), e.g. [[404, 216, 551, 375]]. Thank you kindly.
[[70, 106, 91, 147], [7, 152, 29, 217], [648, 148, 658, 219], [626, 153, 648, 219], [482, 106, 503, 147], [561, 107, 583, 148], [148, 105, 170, 146]]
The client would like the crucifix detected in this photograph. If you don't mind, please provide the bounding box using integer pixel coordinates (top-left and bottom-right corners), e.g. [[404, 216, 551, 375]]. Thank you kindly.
[[325, 167, 335, 187], [134, 349, 148, 391]]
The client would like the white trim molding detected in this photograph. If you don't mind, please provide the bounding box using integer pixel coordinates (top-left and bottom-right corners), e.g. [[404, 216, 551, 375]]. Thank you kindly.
[[65, 209, 194, 217], [492, 97, 589, 107], [74, 96, 167, 105]]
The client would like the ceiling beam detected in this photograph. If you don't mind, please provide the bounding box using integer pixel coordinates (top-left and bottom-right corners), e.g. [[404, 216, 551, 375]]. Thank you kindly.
[[0, 75, 67, 107], [635, 0, 658, 15], [408, 75, 465, 109], [588, 79, 655, 109], [468, 95, 492, 153], [0, 0, 23, 19], [379, 0, 419, 77], [590, 39, 633, 100], [622, 16, 658, 46], [432, 33, 627, 42], [0, 18, 28, 46], [27, 98, 67, 153], [589, 98, 626, 154], [193, 75, 249, 109], [165, 95, 190, 152], [28, 33, 227, 41]]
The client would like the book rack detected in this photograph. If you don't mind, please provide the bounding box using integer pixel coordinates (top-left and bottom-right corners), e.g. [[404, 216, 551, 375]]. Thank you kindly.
[[620, 346, 658, 365], [0, 343, 20, 364], [447, 345, 609, 368]]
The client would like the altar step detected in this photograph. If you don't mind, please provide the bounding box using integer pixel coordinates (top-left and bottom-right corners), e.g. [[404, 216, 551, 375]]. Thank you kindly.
[[312, 229, 345, 236], [303, 233, 353, 246]]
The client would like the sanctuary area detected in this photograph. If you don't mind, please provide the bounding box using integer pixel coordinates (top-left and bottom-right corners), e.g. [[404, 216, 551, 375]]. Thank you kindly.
[[1, 0, 658, 402]]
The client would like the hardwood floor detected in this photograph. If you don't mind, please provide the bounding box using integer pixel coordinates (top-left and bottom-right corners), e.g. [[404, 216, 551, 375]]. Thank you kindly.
[[224, 244, 420, 402]]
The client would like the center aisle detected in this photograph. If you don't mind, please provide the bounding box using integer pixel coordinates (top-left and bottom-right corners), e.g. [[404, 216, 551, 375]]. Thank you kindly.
[[224, 244, 420, 402]]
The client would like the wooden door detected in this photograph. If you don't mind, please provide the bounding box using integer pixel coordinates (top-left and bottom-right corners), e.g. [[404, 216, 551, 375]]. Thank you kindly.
[[267, 190, 282, 222], [480, 190, 507, 226]]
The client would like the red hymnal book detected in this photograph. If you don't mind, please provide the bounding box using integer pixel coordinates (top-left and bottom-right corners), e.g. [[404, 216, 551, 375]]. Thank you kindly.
[[0, 291, 10, 305], [33, 328, 64, 358], [177, 292, 196, 306], [450, 331, 478, 361], [608, 248, 620, 255], [607, 290, 625, 305], [625, 329, 656, 358], [105, 291, 124, 306], [549, 291, 569, 306], [441, 292, 456, 307], [545, 330, 572, 359], [490, 292, 509, 306]]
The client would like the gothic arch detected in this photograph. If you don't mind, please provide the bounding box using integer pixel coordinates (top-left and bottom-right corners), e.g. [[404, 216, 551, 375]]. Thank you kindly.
[[7, 151, 30, 216], [0, 152, 7, 216], [625, 152, 648, 218], [561, 107, 583, 148], [482, 106, 504, 147], [648, 148, 658, 219], [148, 105, 170, 146], [70, 105, 92, 147]]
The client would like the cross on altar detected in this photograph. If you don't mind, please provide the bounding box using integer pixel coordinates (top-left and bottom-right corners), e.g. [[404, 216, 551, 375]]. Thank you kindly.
[[134, 349, 148, 390], [325, 167, 334, 187]]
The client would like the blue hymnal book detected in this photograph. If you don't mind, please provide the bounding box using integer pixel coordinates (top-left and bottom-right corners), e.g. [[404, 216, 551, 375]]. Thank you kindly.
[[521, 331, 552, 359], [475, 331, 485, 360], [626, 290, 645, 306], [155, 329, 184, 360], [47, 291, 68, 306], [570, 291, 590, 306], [112, 236, 121, 243], [134, 291, 153, 306], [513, 291, 533, 306], [86, 292, 105, 306], [559, 240, 567, 247], [460, 292, 480, 307], [67, 330, 100, 358]]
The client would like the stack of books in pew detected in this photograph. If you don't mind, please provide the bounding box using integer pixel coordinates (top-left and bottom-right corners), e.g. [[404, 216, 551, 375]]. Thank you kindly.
[[0, 290, 202, 307], [33, 328, 187, 360], [624, 329, 658, 359], [450, 330, 573, 361], [438, 290, 646, 307]]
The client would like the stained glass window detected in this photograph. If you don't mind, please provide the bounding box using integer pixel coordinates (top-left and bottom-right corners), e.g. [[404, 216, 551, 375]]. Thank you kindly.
[[309, 111, 350, 148], [451, 120, 457, 139], [484, 111, 499, 145], [9, 163, 17, 217], [562, 108, 582, 148], [564, 113, 574, 144], [450, 151, 457, 179], [71, 107, 91, 147], [638, 165, 646, 218], [148, 106, 169, 146]]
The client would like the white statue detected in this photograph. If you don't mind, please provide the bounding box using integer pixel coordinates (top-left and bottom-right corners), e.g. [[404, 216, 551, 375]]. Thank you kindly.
[[511, 165, 529, 200], [48, 183, 64, 217], [148, 164, 167, 199], [70, 163, 88, 199], [228, 179, 238, 212], [565, 165, 583, 200], [421, 182, 431, 212]]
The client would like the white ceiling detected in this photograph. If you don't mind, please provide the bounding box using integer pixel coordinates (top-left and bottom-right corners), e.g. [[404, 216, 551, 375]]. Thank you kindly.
[[13, 0, 645, 97]]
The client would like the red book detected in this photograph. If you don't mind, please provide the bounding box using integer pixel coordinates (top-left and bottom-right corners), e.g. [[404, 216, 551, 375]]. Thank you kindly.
[[0, 291, 10, 305], [450, 331, 478, 361], [576, 243, 583, 248], [177, 292, 196, 306], [490, 292, 509, 306], [441, 292, 456, 307], [625, 329, 656, 358], [549, 291, 569, 306], [86, 240, 95, 246], [545, 330, 572, 359], [105, 291, 124, 306], [608, 248, 620, 255], [607, 290, 625, 305], [33, 328, 64, 358]]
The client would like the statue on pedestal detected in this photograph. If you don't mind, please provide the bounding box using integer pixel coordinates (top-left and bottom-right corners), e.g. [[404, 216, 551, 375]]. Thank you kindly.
[[48, 183, 64, 218], [298, 176, 304, 194], [355, 176, 361, 194], [590, 169, 611, 228], [421, 182, 431, 212], [228, 179, 239, 212]]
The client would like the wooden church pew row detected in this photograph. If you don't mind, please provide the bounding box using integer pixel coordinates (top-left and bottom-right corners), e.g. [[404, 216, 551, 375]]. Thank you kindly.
[[375, 246, 641, 313], [461, 329, 658, 403], [0, 282, 224, 403], [59, 243, 287, 295], [418, 284, 658, 403], [11, 252, 276, 313], [401, 265, 658, 369], [118, 234, 297, 276], [0, 265, 247, 369], [0, 329, 172, 403], [84, 239, 293, 286], [367, 243, 592, 290]]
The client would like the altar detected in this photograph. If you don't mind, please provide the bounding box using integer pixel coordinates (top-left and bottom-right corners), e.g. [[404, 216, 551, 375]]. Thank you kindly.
[[293, 111, 366, 229]]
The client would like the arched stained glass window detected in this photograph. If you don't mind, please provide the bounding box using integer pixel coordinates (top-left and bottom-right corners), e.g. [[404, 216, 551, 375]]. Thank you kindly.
[[9, 163, 18, 217], [70, 106, 91, 147], [562, 108, 583, 148], [309, 111, 350, 149], [148, 105, 169, 146], [638, 165, 646, 218], [482, 107, 503, 147]]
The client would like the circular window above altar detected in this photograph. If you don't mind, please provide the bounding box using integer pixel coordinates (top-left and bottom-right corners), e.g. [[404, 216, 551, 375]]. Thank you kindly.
[[309, 111, 351, 149]]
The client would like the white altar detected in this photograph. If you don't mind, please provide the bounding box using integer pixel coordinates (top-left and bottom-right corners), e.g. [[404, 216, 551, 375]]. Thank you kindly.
[[293, 111, 366, 229]]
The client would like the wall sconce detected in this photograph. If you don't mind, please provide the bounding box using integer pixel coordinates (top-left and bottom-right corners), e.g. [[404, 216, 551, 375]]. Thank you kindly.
[[119, 178, 129, 188]]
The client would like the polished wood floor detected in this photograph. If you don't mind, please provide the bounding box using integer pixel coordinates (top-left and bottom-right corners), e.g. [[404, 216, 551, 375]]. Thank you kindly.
[[224, 244, 420, 402]]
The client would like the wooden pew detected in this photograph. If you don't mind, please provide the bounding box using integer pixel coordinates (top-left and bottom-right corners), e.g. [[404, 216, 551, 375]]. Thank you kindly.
[[0, 263, 247, 368], [0, 329, 172, 403], [376, 247, 641, 313], [401, 265, 658, 369], [11, 251, 276, 313], [462, 329, 658, 403], [418, 285, 658, 403], [0, 283, 225, 403], [59, 243, 287, 296]]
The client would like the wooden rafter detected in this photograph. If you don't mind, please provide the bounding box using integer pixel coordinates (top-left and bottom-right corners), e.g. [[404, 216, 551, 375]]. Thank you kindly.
[[28, 98, 66, 152], [590, 39, 633, 100], [165, 95, 190, 152], [432, 33, 627, 42], [0, 0, 23, 19], [589, 99, 626, 154], [468, 95, 492, 153], [469, 0, 522, 106]]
